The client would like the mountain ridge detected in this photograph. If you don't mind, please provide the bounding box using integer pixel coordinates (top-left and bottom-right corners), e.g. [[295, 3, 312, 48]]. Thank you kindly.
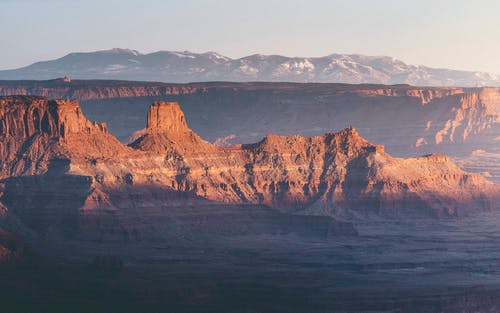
[[1, 48, 499, 86]]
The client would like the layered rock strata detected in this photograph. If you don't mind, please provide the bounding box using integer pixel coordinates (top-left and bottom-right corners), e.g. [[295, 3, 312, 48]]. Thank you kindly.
[[0, 96, 498, 221]]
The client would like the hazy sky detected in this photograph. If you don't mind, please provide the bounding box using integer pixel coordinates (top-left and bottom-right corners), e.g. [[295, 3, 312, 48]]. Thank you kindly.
[[1, 0, 500, 73]]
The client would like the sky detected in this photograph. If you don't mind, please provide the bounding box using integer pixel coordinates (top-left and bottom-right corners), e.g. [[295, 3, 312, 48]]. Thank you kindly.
[[1, 0, 500, 73]]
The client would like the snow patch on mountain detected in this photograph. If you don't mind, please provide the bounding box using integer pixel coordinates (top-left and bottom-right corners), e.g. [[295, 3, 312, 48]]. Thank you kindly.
[[1, 48, 499, 86]]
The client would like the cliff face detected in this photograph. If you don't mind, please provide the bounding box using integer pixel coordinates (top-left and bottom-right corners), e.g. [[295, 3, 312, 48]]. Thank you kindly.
[[0, 80, 471, 103], [1, 96, 496, 221], [45, 81, 493, 183], [0, 80, 203, 101], [417, 89, 500, 150], [0, 96, 128, 178], [130, 101, 216, 154], [0, 81, 497, 157]]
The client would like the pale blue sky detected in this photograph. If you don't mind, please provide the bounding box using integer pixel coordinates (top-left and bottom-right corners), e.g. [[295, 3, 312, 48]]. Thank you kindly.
[[1, 0, 500, 73]]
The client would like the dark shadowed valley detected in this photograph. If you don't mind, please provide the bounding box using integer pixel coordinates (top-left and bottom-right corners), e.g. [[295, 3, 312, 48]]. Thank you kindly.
[[0, 85, 499, 312]]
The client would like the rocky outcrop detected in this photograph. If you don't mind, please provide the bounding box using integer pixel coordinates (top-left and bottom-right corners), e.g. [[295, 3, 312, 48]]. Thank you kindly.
[[0, 96, 129, 178], [351, 87, 464, 105], [0, 80, 204, 101], [130, 102, 216, 154], [0, 80, 478, 105], [5, 98, 499, 216], [0, 96, 498, 223], [126, 103, 499, 217], [0, 96, 359, 239], [0, 80, 498, 152], [38, 81, 493, 184], [1, 81, 497, 157], [417, 89, 499, 149], [146, 101, 189, 134]]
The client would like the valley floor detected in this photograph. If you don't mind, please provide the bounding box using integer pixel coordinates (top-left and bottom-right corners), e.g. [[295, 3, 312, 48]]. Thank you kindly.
[[4, 210, 500, 312]]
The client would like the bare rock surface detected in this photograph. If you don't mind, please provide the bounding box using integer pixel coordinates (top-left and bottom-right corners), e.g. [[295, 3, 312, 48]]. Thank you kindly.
[[1, 80, 497, 183], [0, 95, 499, 312], [0, 95, 497, 224]]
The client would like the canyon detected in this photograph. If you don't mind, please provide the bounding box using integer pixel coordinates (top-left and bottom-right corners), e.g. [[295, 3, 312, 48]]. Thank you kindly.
[[0, 93, 499, 312], [4, 3, 500, 311], [1, 80, 498, 182], [0, 95, 497, 222]]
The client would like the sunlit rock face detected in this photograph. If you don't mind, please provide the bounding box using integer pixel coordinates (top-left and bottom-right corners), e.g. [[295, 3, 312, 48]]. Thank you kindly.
[[1, 81, 497, 182], [129, 101, 217, 154], [414, 88, 499, 150], [0, 96, 497, 224], [0, 96, 128, 178]]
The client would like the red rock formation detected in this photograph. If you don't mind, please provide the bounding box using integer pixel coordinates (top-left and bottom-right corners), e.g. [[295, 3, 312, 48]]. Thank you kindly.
[[0, 96, 129, 178], [0, 80, 472, 103], [0, 96, 498, 219], [417, 89, 499, 149], [0, 80, 204, 101], [0, 80, 497, 156], [146, 101, 188, 134], [130, 101, 216, 154]]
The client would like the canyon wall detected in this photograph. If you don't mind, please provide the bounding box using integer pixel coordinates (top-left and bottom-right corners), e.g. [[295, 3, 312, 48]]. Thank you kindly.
[[0, 81, 498, 183], [0, 96, 127, 178], [1, 96, 497, 222]]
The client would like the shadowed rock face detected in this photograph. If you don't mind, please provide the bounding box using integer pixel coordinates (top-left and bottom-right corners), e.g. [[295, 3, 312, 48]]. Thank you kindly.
[[0, 226, 31, 265], [0, 95, 497, 221]]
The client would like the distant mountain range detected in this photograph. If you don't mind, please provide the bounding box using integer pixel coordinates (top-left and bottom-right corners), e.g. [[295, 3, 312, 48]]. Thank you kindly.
[[0, 48, 499, 86]]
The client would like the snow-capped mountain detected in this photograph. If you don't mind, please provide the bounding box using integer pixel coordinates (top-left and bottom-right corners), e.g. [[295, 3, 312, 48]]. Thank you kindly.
[[0, 48, 498, 86]]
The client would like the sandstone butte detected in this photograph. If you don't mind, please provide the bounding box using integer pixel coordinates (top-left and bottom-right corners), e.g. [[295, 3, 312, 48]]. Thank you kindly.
[[0, 95, 498, 219]]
